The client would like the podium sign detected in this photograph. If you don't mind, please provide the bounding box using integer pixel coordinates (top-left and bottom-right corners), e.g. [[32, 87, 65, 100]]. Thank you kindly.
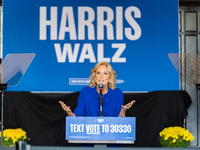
[[66, 117, 135, 143]]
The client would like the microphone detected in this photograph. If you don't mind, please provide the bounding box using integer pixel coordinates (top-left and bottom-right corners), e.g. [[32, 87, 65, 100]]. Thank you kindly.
[[98, 82, 104, 116], [98, 82, 104, 89]]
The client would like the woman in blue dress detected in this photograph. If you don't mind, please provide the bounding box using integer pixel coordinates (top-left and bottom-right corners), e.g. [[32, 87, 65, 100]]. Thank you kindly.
[[59, 62, 135, 117]]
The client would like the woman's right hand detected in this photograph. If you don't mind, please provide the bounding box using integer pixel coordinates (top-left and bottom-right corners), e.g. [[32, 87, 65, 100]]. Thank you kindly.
[[59, 101, 75, 117]]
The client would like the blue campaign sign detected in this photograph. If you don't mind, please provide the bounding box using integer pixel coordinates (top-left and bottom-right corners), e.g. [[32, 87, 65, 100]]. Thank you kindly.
[[66, 117, 135, 141], [3, 0, 179, 92]]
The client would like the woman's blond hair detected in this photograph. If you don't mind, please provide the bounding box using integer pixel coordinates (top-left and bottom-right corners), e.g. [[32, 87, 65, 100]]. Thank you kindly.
[[89, 62, 117, 90]]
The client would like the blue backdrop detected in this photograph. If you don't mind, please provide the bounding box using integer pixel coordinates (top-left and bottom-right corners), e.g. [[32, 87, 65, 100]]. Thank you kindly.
[[3, 0, 179, 92]]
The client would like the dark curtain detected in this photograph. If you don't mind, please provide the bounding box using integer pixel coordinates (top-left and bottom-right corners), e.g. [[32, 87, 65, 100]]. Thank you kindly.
[[2, 90, 192, 147]]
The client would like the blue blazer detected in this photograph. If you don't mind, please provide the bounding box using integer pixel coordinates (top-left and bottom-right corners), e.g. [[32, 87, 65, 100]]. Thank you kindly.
[[74, 86, 124, 117]]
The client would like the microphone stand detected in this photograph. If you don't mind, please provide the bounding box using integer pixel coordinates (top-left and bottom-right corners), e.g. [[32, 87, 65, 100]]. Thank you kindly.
[[96, 84, 106, 148], [98, 83, 104, 117], [100, 89, 103, 116]]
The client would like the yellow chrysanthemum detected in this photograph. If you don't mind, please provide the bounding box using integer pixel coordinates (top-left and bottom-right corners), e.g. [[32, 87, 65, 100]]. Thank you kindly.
[[172, 139, 176, 143], [159, 126, 194, 147], [0, 128, 28, 147]]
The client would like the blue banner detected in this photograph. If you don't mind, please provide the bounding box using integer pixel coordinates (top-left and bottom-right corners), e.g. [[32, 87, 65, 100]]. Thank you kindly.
[[3, 0, 179, 92], [66, 117, 135, 141]]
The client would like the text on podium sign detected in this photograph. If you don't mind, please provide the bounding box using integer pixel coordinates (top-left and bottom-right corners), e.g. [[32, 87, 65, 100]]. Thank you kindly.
[[66, 117, 136, 141]]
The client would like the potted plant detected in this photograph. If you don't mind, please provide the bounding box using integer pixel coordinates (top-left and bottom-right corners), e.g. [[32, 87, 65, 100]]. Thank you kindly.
[[160, 126, 194, 147], [0, 128, 28, 147]]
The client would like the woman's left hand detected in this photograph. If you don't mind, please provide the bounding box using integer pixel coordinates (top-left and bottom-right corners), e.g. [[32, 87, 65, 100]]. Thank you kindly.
[[122, 100, 136, 110], [118, 100, 136, 117]]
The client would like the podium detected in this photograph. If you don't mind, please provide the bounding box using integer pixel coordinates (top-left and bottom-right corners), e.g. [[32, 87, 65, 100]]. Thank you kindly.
[[66, 117, 135, 144]]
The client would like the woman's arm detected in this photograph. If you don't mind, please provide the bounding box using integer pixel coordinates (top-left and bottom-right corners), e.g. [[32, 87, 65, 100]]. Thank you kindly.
[[118, 100, 135, 117], [59, 101, 76, 117]]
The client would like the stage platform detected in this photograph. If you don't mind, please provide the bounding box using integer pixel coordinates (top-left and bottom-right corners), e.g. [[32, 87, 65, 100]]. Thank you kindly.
[[1, 145, 200, 150]]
